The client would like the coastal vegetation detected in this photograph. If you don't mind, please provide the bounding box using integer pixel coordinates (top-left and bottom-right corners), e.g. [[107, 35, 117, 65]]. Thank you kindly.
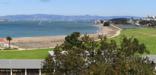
[[110, 18, 130, 24], [42, 32, 155, 75], [103, 21, 110, 26]]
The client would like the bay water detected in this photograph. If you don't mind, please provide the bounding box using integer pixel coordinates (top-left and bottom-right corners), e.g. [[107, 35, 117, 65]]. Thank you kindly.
[[0, 21, 98, 37]]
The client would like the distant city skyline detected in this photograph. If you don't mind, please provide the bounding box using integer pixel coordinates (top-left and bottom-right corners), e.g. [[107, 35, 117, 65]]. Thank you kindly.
[[0, 0, 156, 16]]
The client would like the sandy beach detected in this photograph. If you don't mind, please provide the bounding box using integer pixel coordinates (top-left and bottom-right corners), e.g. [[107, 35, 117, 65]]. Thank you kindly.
[[9, 25, 120, 50], [11, 35, 66, 49]]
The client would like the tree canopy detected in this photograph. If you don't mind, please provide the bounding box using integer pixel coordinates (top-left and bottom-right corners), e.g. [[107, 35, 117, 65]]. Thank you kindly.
[[6, 36, 12, 48], [43, 32, 155, 75]]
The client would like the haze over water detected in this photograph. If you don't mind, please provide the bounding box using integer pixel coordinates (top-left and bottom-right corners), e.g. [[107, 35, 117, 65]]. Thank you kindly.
[[0, 21, 98, 38]]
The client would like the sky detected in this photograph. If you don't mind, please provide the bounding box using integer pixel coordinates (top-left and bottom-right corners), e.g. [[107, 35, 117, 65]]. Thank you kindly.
[[0, 0, 155, 16]]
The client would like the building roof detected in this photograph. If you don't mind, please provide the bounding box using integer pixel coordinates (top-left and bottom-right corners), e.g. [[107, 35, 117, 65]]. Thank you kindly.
[[0, 59, 43, 69], [0, 56, 155, 69], [0, 38, 7, 43]]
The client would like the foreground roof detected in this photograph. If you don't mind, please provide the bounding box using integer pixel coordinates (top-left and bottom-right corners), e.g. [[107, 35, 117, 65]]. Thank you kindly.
[[0, 59, 43, 69]]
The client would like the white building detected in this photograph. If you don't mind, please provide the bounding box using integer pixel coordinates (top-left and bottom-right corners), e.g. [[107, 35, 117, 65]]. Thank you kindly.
[[0, 38, 9, 48], [143, 16, 156, 21]]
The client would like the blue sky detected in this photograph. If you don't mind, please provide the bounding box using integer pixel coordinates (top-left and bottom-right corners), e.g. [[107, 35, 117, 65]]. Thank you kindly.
[[0, 0, 155, 16]]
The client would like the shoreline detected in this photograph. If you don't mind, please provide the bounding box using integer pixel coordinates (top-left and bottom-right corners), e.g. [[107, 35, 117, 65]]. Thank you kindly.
[[1, 25, 120, 50], [12, 35, 66, 43]]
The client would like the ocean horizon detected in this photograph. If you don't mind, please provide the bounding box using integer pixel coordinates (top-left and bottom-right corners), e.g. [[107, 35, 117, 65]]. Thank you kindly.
[[0, 21, 99, 38]]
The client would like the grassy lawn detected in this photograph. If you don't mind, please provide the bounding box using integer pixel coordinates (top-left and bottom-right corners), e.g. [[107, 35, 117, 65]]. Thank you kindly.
[[114, 28, 156, 54], [0, 48, 51, 59]]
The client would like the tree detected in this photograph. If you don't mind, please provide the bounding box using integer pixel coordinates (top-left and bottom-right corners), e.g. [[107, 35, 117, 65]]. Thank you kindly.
[[42, 55, 55, 75], [6, 36, 12, 48], [64, 32, 82, 49], [103, 22, 110, 26], [42, 32, 155, 75]]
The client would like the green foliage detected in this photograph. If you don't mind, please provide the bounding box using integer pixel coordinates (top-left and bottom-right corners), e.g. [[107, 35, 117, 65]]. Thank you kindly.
[[64, 32, 82, 48], [6, 36, 12, 48], [120, 36, 149, 56], [110, 18, 129, 24], [43, 32, 155, 75], [103, 22, 110, 26], [42, 55, 55, 75], [6, 36, 12, 41]]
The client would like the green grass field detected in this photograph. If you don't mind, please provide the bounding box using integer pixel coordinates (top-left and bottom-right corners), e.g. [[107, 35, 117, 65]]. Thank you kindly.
[[114, 28, 156, 54], [0, 49, 51, 59]]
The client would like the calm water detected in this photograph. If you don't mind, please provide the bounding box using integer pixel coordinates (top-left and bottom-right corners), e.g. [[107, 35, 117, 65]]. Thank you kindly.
[[0, 21, 99, 37]]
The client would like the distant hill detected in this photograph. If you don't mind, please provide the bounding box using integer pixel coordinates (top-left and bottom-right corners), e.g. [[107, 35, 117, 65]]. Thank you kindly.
[[110, 18, 129, 21], [0, 14, 142, 21], [109, 18, 130, 24]]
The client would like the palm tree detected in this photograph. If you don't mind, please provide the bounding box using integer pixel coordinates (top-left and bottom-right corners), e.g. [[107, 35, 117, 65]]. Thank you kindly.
[[6, 36, 12, 48]]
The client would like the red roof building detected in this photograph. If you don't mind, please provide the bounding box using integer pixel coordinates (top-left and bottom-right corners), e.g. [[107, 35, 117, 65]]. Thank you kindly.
[[0, 38, 9, 48]]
